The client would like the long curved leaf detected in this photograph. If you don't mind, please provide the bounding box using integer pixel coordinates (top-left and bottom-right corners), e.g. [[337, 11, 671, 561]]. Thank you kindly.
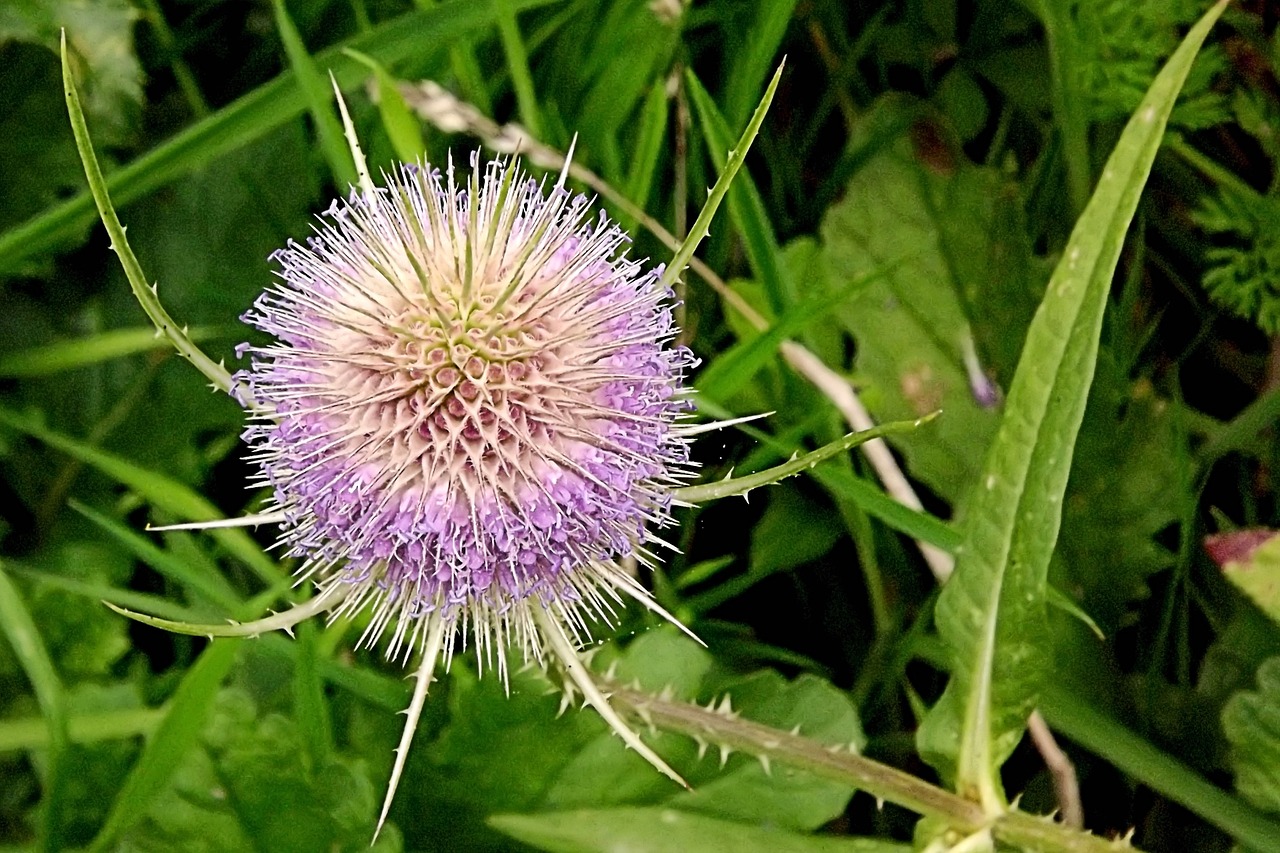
[[916, 0, 1229, 812]]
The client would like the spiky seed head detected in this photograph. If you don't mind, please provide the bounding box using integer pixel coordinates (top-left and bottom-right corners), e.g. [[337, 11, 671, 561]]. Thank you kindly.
[[238, 153, 696, 673]]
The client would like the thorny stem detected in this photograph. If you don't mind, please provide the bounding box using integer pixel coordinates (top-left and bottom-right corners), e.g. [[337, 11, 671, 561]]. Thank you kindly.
[[62, 35, 239, 400], [610, 686, 1125, 853]]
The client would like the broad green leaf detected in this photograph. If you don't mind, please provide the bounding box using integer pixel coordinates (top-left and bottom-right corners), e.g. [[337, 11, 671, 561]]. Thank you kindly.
[[117, 688, 401, 852], [0, 564, 69, 852], [1224, 657, 1280, 823], [818, 142, 1006, 503], [543, 629, 863, 832], [0, 0, 560, 273], [1055, 363, 1184, 630], [490, 807, 908, 853], [916, 1, 1228, 812], [395, 629, 863, 849]]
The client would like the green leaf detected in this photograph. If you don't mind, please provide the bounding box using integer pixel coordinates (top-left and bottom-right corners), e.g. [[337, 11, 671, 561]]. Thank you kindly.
[[720, 0, 798, 132], [1039, 680, 1280, 852], [1055, 363, 1185, 629], [1224, 657, 1280, 820], [916, 1, 1228, 811], [395, 629, 863, 848], [542, 629, 863, 832], [0, 407, 281, 588], [342, 50, 427, 163], [1215, 533, 1280, 626], [492, 0, 542, 140], [686, 70, 793, 314], [658, 62, 783, 295], [61, 33, 236, 396], [490, 807, 908, 853], [0, 564, 69, 852], [818, 143, 1006, 503], [675, 416, 935, 505]]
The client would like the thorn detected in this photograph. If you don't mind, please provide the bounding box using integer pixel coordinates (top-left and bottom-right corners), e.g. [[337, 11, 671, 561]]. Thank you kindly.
[[604, 661, 619, 681], [556, 691, 572, 718], [694, 737, 708, 761], [847, 740, 859, 753], [634, 704, 654, 728], [789, 724, 801, 736], [718, 743, 731, 768], [875, 797, 885, 811], [715, 694, 734, 717], [757, 754, 771, 775]]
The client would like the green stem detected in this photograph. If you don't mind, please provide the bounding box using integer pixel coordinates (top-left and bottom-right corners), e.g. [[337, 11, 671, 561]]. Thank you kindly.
[[61, 35, 237, 397]]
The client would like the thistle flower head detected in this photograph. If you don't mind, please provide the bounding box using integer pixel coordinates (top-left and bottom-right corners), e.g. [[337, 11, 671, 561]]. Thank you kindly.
[[239, 153, 696, 670]]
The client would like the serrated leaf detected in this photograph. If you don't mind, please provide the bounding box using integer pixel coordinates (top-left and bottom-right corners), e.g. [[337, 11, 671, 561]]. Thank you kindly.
[[1224, 657, 1280, 820], [490, 807, 908, 853], [916, 1, 1228, 811]]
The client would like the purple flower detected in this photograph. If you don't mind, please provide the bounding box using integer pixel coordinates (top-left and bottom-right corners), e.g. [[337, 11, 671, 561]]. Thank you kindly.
[[234, 153, 698, 828]]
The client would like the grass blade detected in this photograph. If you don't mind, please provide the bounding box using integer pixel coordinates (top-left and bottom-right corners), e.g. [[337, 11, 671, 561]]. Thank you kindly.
[[0, 326, 227, 378], [0, 565, 69, 852], [271, 0, 358, 188], [0, 407, 281, 588], [88, 639, 242, 851]]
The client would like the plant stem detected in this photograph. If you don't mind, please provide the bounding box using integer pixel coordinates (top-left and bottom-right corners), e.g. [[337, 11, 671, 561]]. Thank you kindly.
[[611, 686, 1129, 853]]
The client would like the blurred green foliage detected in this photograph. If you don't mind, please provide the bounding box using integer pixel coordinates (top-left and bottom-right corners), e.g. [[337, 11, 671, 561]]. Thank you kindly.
[[2, 1, 1280, 851]]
